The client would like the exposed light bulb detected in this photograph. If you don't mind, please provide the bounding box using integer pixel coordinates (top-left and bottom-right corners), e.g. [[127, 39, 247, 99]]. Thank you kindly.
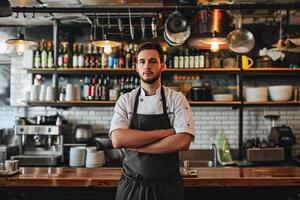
[[104, 45, 112, 55], [16, 44, 25, 55], [210, 42, 219, 52]]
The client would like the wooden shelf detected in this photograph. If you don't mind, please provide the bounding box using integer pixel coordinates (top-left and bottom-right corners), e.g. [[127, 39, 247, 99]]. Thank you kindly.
[[26, 100, 300, 107], [25, 67, 300, 76], [242, 68, 300, 76], [189, 101, 241, 106], [243, 101, 300, 106], [26, 100, 56, 106], [56, 100, 116, 106], [56, 68, 136, 75], [26, 68, 55, 74]]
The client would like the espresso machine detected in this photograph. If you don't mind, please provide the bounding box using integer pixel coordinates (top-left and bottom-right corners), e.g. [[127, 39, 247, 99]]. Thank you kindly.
[[12, 125, 66, 166]]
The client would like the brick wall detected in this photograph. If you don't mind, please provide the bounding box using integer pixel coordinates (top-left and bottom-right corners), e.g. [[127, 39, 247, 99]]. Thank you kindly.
[[1, 55, 300, 155]]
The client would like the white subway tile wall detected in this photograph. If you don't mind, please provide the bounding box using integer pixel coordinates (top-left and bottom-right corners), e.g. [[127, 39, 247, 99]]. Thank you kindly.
[[1, 106, 299, 154], [0, 55, 299, 155]]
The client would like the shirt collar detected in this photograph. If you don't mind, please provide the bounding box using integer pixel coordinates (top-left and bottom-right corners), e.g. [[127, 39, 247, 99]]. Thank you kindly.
[[140, 85, 161, 96]]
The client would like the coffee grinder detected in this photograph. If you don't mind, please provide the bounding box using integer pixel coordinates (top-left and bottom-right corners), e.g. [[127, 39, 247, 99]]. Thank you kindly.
[[266, 115, 296, 163]]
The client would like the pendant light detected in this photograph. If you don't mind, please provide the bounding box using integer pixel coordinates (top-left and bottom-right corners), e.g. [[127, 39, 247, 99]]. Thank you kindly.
[[188, 9, 230, 52], [0, 0, 12, 17], [5, 33, 36, 55], [91, 13, 121, 55]]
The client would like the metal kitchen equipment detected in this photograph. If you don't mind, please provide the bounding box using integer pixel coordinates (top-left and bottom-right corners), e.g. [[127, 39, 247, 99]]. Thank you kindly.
[[269, 125, 296, 162], [74, 124, 93, 143], [12, 124, 69, 166], [227, 12, 255, 54]]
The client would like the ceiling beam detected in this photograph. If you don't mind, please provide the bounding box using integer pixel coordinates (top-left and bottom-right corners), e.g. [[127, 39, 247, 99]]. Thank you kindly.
[[11, 3, 300, 14]]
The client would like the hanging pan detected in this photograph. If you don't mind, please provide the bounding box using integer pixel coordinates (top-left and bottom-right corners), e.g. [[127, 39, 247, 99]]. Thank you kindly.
[[227, 13, 255, 54], [164, 10, 190, 46]]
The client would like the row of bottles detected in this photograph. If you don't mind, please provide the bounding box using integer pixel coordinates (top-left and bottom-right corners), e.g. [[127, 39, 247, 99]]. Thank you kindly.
[[165, 48, 209, 69], [57, 43, 139, 69], [34, 40, 54, 68], [59, 75, 139, 102], [33, 40, 215, 69]]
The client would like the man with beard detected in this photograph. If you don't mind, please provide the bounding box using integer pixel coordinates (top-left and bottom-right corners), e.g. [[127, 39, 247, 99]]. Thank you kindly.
[[109, 41, 195, 200]]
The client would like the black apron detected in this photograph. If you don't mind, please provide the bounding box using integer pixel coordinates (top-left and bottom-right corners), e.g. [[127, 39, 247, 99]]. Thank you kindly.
[[115, 86, 184, 200]]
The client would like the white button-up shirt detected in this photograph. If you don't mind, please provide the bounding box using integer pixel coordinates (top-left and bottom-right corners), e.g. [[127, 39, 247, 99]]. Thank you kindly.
[[109, 86, 195, 137]]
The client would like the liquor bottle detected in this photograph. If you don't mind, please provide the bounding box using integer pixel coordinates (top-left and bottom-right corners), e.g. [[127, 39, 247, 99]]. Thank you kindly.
[[72, 44, 78, 68], [90, 77, 97, 100], [89, 44, 95, 68], [189, 49, 194, 69], [113, 47, 119, 69], [84, 44, 91, 68], [132, 44, 138, 68], [41, 40, 48, 68], [199, 51, 205, 68], [125, 46, 131, 68], [162, 46, 167, 66], [101, 76, 108, 101], [173, 51, 179, 69], [47, 42, 54, 68], [184, 49, 189, 69], [63, 44, 70, 68], [108, 50, 114, 68], [179, 49, 184, 69], [78, 44, 85, 68], [94, 46, 101, 68], [58, 44, 63, 68], [119, 44, 125, 68], [101, 48, 108, 68], [205, 52, 210, 68], [83, 76, 90, 100], [34, 42, 41, 68], [194, 49, 200, 68]]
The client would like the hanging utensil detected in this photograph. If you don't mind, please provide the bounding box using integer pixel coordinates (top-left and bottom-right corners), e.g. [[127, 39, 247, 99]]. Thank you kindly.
[[107, 11, 111, 29], [227, 12, 255, 54], [151, 16, 157, 39], [141, 12, 146, 39], [128, 8, 134, 41], [117, 12, 124, 33]]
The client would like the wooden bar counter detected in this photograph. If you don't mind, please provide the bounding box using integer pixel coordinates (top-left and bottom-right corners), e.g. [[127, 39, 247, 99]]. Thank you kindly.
[[1, 167, 300, 187]]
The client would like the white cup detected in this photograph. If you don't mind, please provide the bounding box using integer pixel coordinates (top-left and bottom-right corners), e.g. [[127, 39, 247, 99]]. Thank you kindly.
[[39, 84, 47, 101], [30, 85, 39, 101], [5, 160, 19, 172], [45, 86, 54, 101], [65, 83, 74, 101]]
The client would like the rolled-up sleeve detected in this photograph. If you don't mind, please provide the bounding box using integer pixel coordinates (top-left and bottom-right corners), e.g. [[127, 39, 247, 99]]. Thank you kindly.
[[109, 96, 130, 137], [172, 94, 195, 137]]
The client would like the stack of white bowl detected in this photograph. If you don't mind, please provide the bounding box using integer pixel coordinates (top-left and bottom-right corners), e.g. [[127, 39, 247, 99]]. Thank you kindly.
[[69, 147, 86, 167], [245, 87, 268, 102], [213, 94, 234, 102], [268, 85, 293, 101], [85, 150, 105, 168]]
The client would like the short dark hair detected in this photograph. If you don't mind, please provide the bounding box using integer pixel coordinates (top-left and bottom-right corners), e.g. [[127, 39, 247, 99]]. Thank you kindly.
[[135, 41, 164, 63]]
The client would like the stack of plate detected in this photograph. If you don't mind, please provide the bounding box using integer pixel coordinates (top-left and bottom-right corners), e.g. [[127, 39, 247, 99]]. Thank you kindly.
[[85, 150, 105, 168], [245, 87, 268, 102], [213, 94, 234, 102], [69, 147, 86, 167]]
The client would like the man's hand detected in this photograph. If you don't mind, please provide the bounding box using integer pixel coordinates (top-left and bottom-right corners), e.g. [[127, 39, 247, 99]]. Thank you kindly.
[[111, 128, 175, 149], [131, 133, 193, 154]]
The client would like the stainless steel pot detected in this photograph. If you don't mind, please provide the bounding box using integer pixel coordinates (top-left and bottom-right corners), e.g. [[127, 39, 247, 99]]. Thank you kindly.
[[74, 125, 93, 143]]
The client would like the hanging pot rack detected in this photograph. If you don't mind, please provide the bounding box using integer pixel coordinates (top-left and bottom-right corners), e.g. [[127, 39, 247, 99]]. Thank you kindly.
[[11, 3, 300, 15]]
